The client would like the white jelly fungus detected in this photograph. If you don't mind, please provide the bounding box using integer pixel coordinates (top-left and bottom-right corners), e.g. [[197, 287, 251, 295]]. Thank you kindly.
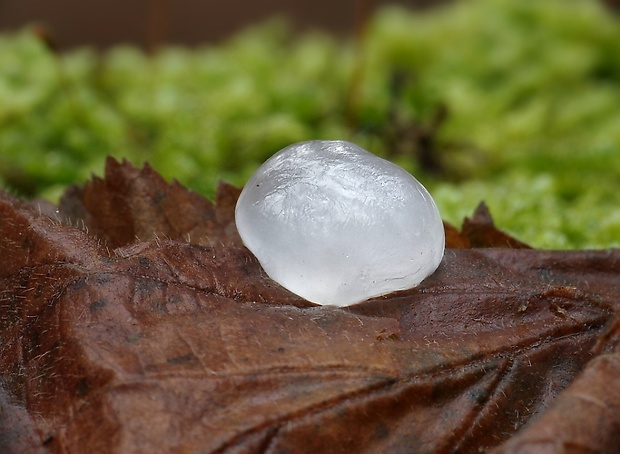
[[235, 140, 445, 306]]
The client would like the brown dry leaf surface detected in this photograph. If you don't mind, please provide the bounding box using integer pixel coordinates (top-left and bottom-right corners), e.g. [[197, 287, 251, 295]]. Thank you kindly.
[[1, 158, 620, 453]]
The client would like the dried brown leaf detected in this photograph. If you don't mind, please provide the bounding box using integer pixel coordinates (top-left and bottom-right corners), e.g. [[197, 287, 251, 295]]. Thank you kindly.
[[460, 201, 532, 249], [1, 158, 619, 453], [59, 157, 243, 249]]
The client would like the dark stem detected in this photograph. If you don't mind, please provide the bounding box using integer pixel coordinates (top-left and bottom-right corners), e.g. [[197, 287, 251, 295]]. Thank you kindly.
[[146, 0, 171, 53], [345, 0, 375, 132]]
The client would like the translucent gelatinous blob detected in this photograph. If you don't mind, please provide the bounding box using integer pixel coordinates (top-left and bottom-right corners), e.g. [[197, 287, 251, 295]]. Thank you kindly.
[[235, 140, 445, 306]]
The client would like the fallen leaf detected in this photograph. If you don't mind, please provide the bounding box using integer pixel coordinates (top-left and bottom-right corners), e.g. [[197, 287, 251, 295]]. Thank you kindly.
[[460, 201, 532, 249], [1, 158, 619, 453], [59, 157, 243, 249]]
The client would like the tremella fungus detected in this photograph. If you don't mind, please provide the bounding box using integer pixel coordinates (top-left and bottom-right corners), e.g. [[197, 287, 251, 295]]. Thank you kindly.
[[235, 140, 445, 306]]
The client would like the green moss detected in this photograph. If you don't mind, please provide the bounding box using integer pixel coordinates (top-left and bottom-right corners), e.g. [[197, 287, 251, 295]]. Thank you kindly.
[[1, 0, 619, 248]]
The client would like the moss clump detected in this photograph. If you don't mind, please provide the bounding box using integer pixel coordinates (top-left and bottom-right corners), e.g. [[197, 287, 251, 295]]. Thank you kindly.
[[1, 0, 619, 248]]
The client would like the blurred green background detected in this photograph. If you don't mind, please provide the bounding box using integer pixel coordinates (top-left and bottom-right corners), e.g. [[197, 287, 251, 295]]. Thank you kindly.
[[0, 0, 619, 249]]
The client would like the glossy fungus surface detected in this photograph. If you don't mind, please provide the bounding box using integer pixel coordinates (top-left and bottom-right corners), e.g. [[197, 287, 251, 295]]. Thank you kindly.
[[235, 140, 445, 306]]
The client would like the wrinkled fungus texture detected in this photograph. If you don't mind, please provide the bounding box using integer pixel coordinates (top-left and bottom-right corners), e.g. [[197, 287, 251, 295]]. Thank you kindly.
[[235, 140, 445, 306]]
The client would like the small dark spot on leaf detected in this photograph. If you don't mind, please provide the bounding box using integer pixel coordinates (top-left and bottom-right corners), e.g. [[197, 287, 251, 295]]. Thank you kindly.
[[43, 434, 54, 445], [153, 190, 166, 204], [34, 284, 44, 298], [151, 300, 167, 313], [89, 299, 107, 313], [374, 424, 389, 440], [21, 236, 32, 251], [139, 257, 150, 268], [167, 353, 197, 365], [376, 329, 400, 341], [469, 388, 489, 405], [70, 278, 87, 290], [25, 331, 41, 353], [135, 278, 163, 295], [76, 378, 89, 397], [95, 273, 112, 285]]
